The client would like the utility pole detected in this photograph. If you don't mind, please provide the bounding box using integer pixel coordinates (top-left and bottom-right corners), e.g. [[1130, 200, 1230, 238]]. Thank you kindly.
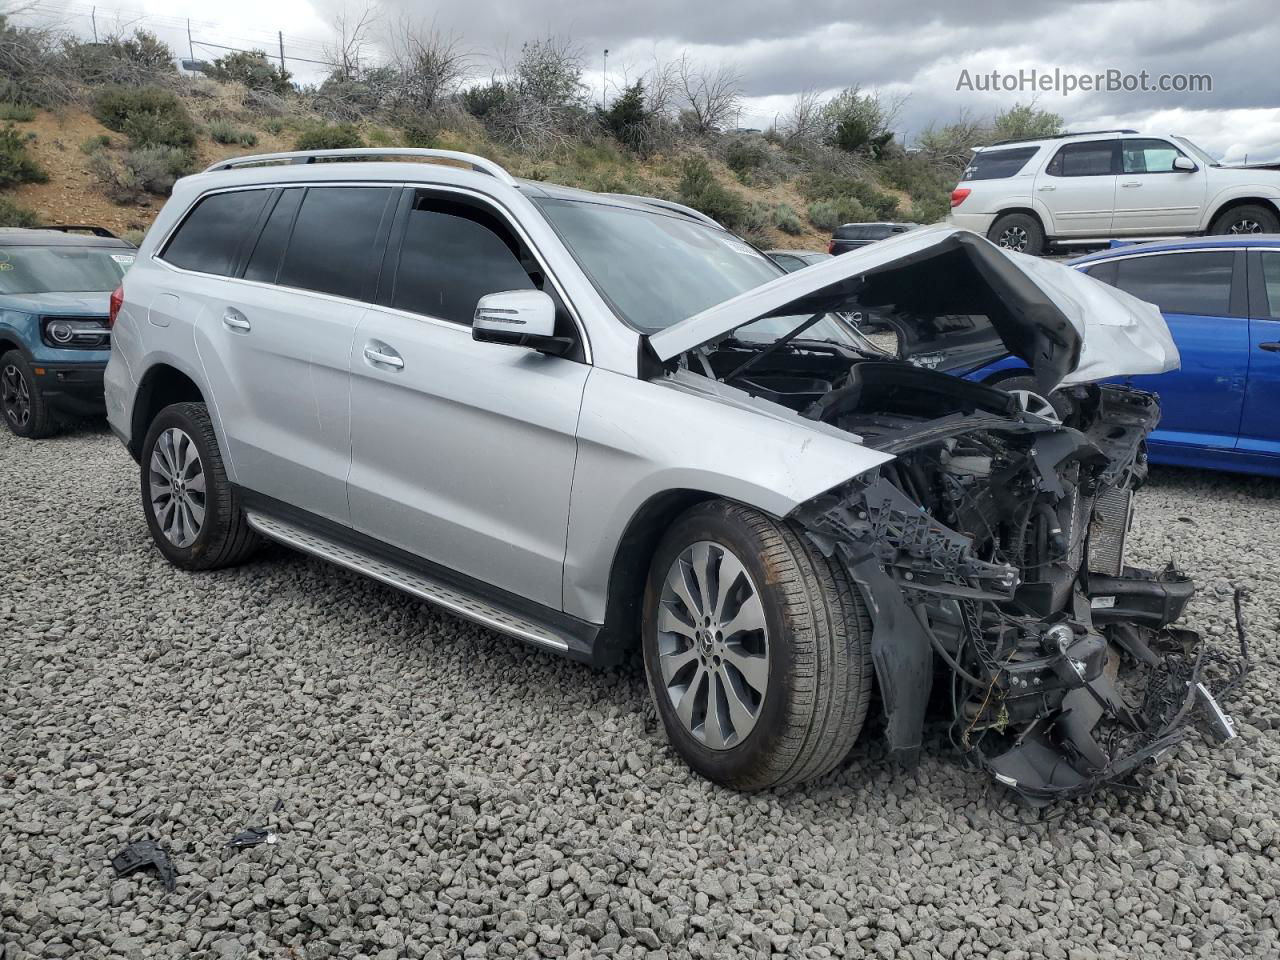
[[602, 49, 609, 109], [278, 31, 286, 72], [187, 19, 193, 62], [91, 7, 98, 43]]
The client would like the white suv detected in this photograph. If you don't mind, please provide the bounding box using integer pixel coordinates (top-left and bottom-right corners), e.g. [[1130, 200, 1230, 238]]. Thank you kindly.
[[103, 147, 1238, 802], [947, 130, 1280, 255]]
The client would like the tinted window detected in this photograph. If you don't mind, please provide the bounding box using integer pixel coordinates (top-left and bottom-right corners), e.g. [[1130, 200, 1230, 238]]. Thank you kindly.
[[1046, 141, 1117, 177], [244, 188, 303, 284], [1261, 252, 1280, 319], [1122, 139, 1184, 174], [392, 195, 534, 324], [163, 190, 270, 275], [1114, 251, 1234, 316], [278, 187, 392, 300], [962, 146, 1039, 181], [1080, 260, 1118, 287]]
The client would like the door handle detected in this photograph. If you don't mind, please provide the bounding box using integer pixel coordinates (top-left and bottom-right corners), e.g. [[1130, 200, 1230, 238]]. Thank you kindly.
[[222, 310, 251, 332], [364, 344, 404, 369], [1037, 185, 1056, 192], [1260, 341, 1280, 353], [1121, 181, 1142, 188]]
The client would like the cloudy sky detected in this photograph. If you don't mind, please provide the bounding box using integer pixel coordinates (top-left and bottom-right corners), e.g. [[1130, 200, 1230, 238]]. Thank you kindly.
[[23, 0, 1280, 161]]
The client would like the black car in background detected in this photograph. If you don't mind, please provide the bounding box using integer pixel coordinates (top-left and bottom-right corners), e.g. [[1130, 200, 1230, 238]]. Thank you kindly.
[[828, 222, 920, 255], [766, 250, 832, 272]]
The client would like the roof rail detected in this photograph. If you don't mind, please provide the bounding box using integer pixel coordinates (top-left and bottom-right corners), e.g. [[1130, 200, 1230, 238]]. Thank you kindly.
[[203, 148, 518, 186], [988, 128, 1139, 147], [29, 224, 118, 238], [603, 194, 724, 230]]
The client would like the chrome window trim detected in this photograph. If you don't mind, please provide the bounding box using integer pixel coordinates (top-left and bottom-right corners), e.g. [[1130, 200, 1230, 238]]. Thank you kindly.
[[151, 180, 593, 365]]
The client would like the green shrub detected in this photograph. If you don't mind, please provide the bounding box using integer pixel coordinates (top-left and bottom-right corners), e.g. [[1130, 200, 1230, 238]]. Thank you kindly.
[[737, 202, 776, 248], [207, 50, 292, 95], [208, 120, 259, 147], [0, 124, 47, 187], [88, 144, 191, 203], [0, 102, 35, 122], [62, 31, 173, 86], [91, 87, 197, 153], [80, 134, 112, 154], [460, 80, 510, 120], [264, 119, 285, 135], [724, 136, 770, 181], [676, 155, 745, 228], [808, 198, 868, 231], [800, 171, 899, 220], [772, 203, 804, 235], [0, 196, 40, 227], [294, 124, 363, 151]]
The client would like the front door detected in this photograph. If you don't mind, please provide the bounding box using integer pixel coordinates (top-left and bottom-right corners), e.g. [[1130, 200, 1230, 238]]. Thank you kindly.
[[346, 189, 589, 609], [1112, 138, 1206, 235]]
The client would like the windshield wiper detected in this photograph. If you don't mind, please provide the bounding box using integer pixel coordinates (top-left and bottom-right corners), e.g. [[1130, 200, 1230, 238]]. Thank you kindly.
[[722, 313, 829, 383]]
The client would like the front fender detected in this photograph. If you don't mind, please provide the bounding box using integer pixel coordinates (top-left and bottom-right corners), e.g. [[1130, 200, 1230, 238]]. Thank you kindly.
[[1200, 186, 1280, 230], [561, 368, 892, 622]]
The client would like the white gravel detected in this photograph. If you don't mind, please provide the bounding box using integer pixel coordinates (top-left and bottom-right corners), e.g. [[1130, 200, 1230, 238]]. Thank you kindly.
[[2, 423, 1279, 960]]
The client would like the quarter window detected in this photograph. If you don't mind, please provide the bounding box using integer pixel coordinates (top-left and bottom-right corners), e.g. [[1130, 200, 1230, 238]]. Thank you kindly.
[[277, 187, 393, 300], [162, 189, 271, 276], [961, 146, 1040, 181], [391, 194, 534, 325], [1260, 252, 1280, 319], [1113, 251, 1235, 316], [1121, 139, 1185, 174], [1045, 141, 1118, 177]]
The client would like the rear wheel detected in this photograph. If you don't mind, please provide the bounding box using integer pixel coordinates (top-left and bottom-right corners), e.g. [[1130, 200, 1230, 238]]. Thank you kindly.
[[988, 213, 1046, 256], [641, 499, 873, 790], [1209, 203, 1279, 236], [1, 351, 55, 439], [140, 402, 259, 570]]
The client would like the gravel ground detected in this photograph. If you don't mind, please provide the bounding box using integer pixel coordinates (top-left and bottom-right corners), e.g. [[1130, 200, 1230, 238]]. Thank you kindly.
[[2, 423, 1279, 960]]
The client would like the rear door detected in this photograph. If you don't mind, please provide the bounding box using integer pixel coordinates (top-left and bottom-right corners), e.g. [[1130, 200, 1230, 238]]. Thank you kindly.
[[1090, 248, 1248, 451], [1035, 139, 1119, 237], [185, 183, 396, 524], [1239, 249, 1280, 459], [346, 187, 589, 609], [1113, 138, 1206, 235]]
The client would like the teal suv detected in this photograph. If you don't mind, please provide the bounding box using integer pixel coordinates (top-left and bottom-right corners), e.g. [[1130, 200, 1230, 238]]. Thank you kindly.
[[0, 227, 134, 439]]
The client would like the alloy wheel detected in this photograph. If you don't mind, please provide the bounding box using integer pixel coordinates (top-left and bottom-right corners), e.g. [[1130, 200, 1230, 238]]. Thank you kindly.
[[656, 540, 770, 750], [149, 427, 206, 548], [1228, 217, 1263, 234], [997, 225, 1029, 251], [2, 363, 30, 428]]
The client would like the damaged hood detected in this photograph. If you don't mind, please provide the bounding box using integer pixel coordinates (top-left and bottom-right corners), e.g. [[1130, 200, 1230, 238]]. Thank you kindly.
[[648, 224, 1179, 392]]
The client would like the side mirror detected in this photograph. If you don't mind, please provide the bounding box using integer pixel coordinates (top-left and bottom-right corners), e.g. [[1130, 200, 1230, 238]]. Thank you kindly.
[[472, 290, 573, 356], [1173, 156, 1197, 172]]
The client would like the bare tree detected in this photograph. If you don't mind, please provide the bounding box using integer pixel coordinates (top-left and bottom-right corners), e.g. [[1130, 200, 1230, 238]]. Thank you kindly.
[[325, 2, 378, 82], [915, 110, 987, 173], [673, 53, 741, 135], [782, 88, 825, 148], [384, 16, 469, 116]]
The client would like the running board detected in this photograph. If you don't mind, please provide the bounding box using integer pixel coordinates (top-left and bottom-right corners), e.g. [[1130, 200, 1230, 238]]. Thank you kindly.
[[245, 511, 572, 654]]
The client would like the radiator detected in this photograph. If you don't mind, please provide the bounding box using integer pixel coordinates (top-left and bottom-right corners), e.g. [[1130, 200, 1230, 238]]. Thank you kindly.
[[1088, 485, 1132, 577]]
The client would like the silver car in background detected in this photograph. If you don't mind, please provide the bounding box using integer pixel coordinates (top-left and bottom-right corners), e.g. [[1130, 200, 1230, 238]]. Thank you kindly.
[[105, 149, 1242, 804]]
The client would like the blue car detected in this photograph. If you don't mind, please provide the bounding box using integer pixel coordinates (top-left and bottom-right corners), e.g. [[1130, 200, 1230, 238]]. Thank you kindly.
[[964, 236, 1280, 478], [0, 227, 134, 439]]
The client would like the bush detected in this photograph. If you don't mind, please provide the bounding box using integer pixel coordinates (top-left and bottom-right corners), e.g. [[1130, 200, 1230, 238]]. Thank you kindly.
[[294, 124, 363, 151], [676, 154, 745, 228], [724, 135, 770, 182], [63, 30, 173, 86], [772, 203, 804, 235], [0, 125, 47, 187], [460, 80, 510, 120], [208, 120, 259, 147], [92, 87, 197, 153], [0, 196, 40, 227], [207, 50, 292, 95], [0, 15, 74, 106], [88, 144, 191, 203], [264, 119, 285, 135], [80, 134, 112, 154], [800, 170, 899, 220], [0, 102, 35, 122], [808, 199, 867, 231], [737, 202, 776, 248], [597, 80, 665, 154]]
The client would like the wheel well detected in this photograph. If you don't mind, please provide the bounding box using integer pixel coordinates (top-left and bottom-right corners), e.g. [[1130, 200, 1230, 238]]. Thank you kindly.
[[0, 337, 24, 359], [596, 489, 719, 666], [129, 364, 204, 460], [1209, 197, 1279, 227], [989, 207, 1045, 236]]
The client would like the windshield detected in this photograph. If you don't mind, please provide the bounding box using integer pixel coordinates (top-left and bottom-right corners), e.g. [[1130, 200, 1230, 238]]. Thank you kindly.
[[533, 197, 853, 344], [0, 245, 132, 295], [1172, 136, 1220, 167]]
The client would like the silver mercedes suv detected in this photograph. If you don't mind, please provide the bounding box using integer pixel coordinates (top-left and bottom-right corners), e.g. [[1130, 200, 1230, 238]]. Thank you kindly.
[[105, 148, 1240, 802]]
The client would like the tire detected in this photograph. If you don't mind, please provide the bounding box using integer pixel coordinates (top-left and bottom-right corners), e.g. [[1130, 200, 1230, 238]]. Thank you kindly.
[[988, 213, 1046, 256], [1209, 203, 1280, 236], [1, 350, 56, 439], [994, 373, 1075, 421], [140, 401, 259, 570], [641, 499, 873, 790]]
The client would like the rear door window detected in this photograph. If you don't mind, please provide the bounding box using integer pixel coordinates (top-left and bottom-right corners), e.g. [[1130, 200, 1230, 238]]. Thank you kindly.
[[1045, 141, 1119, 177], [162, 189, 271, 276], [1113, 251, 1235, 316], [243, 188, 303, 284], [961, 146, 1040, 181], [277, 187, 394, 301]]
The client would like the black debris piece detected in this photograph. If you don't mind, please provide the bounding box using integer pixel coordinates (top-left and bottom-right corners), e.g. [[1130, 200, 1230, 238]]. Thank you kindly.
[[111, 840, 176, 892], [226, 826, 276, 849]]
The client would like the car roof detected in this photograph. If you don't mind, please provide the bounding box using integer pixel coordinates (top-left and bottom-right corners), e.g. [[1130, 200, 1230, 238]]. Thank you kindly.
[[1069, 234, 1280, 265], [0, 228, 134, 249]]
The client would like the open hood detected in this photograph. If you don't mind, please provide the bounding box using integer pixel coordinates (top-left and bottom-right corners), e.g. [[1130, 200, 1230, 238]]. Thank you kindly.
[[648, 224, 1179, 392]]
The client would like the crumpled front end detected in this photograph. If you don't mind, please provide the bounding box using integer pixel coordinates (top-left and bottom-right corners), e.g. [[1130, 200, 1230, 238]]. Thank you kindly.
[[794, 378, 1248, 805]]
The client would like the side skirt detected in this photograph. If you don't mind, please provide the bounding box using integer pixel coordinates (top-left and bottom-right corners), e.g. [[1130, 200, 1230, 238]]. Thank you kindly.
[[237, 489, 602, 665]]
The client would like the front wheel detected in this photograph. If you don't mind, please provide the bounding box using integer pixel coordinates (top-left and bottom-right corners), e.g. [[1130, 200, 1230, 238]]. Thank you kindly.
[[987, 213, 1046, 256], [641, 500, 873, 790], [1, 351, 55, 439], [1209, 203, 1279, 236]]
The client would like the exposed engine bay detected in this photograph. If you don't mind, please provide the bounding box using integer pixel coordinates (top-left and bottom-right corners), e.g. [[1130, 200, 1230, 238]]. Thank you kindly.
[[686, 336, 1248, 805]]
